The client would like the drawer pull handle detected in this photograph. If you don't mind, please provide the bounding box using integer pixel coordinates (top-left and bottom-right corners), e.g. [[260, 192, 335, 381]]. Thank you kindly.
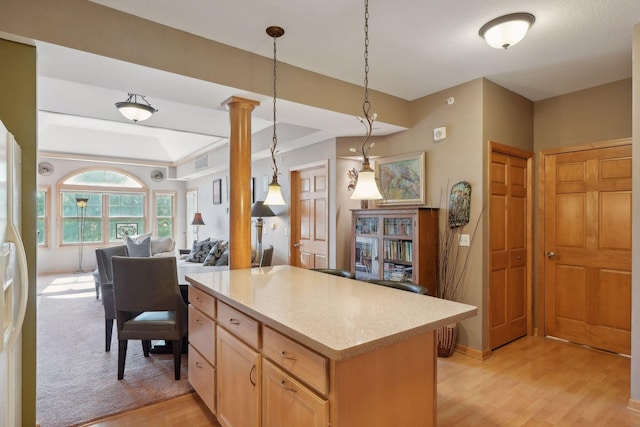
[[249, 364, 257, 386], [195, 297, 203, 302], [229, 318, 241, 325], [281, 379, 297, 393], [196, 318, 202, 324], [281, 350, 298, 361], [195, 362, 203, 369]]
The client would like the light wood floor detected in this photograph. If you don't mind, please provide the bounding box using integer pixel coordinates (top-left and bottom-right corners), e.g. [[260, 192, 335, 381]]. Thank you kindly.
[[80, 336, 640, 426]]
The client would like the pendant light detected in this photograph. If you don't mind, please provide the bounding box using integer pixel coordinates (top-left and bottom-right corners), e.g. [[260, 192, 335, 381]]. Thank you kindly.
[[350, 0, 383, 201], [479, 13, 535, 50], [115, 93, 158, 122], [263, 26, 287, 206]]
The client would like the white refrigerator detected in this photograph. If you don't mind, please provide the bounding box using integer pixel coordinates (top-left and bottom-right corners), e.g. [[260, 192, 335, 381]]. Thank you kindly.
[[0, 120, 29, 427]]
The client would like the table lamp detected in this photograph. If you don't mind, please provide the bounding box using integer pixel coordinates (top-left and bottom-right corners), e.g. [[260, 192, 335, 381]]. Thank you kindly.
[[251, 201, 276, 257]]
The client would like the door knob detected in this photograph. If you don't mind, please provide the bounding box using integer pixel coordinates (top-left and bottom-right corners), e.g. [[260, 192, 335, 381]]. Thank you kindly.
[[293, 243, 301, 247], [546, 251, 559, 260]]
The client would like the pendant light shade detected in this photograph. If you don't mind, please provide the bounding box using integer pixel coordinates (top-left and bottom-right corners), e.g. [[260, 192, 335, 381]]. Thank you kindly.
[[264, 26, 287, 206], [115, 93, 158, 122], [350, 161, 382, 200], [479, 13, 535, 50], [264, 180, 286, 205], [350, 0, 383, 201]]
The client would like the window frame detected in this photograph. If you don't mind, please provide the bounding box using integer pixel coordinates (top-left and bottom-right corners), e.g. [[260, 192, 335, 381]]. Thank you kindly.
[[37, 185, 51, 248], [154, 190, 176, 240], [57, 167, 149, 248]]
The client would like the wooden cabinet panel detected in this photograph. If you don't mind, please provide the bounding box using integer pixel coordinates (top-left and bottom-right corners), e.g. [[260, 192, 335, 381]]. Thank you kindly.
[[262, 360, 328, 427], [217, 326, 261, 427], [217, 301, 260, 349], [189, 285, 216, 319], [188, 344, 216, 415], [188, 305, 215, 363], [263, 326, 328, 394]]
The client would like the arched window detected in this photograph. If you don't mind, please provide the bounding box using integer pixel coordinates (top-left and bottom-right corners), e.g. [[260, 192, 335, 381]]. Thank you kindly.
[[58, 168, 148, 246]]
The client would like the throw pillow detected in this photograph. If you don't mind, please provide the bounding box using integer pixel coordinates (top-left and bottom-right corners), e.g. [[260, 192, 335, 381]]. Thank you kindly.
[[124, 235, 152, 257], [187, 238, 216, 263], [214, 249, 229, 266], [151, 236, 174, 255], [203, 241, 228, 266]]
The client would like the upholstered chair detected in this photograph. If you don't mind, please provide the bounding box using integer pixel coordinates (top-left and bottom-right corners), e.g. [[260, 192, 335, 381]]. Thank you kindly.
[[95, 245, 129, 352], [311, 268, 356, 279], [111, 256, 188, 380], [364, 279, 429, 295]]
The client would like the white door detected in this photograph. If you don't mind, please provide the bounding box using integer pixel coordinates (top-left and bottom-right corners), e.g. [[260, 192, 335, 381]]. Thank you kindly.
[[0, 124, 28, 427]]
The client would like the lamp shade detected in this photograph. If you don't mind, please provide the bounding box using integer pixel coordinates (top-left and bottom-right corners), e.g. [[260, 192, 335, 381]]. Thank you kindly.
[[75, 197, 89, 208], [350, 162, 383, 200], [479, 13, 535, 49], [251, 201, 276, 218], [264, 181, 286, 206], [191, 212, 205, 226]]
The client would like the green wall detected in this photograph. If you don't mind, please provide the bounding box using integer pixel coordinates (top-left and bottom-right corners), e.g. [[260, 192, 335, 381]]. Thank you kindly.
[[0, 38, 37, 426]]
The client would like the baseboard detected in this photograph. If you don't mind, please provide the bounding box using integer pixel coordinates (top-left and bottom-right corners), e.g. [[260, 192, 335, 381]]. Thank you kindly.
[[453, 343, 491, 360], [627, 398, 640, 413]]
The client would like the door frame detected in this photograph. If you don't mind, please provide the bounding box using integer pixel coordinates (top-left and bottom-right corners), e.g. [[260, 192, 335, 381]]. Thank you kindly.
[[489, 141, 535, 346], [289, 160, 330, 267], [535, 138, 631, 338]]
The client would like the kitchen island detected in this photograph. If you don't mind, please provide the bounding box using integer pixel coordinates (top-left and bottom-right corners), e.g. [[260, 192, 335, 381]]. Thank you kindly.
[[186, 265, 477, 427]]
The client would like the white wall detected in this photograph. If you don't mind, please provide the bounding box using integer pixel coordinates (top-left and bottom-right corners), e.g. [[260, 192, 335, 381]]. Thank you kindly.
[[36, 157, 186, 274]]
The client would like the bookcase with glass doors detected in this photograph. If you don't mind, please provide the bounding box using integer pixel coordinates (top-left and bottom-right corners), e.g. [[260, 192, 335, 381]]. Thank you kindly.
[[351, 207, 439, 296]]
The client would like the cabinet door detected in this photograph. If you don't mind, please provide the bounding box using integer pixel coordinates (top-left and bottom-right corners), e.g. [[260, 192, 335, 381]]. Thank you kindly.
[[262, 360, 329, 427], [217, 326, 261, 427]]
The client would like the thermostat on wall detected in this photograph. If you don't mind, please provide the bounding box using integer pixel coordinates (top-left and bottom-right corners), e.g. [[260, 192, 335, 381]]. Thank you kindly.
[[433, 126, 447, 142]]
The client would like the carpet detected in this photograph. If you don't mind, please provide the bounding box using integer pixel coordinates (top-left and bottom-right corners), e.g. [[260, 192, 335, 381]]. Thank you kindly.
[[36, 273, 193, 427]]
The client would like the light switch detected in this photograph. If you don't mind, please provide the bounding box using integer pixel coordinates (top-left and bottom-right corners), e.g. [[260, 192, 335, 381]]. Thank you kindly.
[[459, 234, 470, 246], [433, 126, 447, 142]]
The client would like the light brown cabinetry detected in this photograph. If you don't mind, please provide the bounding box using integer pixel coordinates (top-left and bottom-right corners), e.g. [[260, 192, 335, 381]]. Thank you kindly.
[[187, 286, 216, 414], [351, 207, 439, 296], [216, 325, 261, 427], [262, 359, 329, 427]]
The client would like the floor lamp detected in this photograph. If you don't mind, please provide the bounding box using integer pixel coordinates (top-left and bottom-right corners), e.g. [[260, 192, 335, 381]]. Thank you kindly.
[[75, 197, 89, 273], [251, 201, 276, 264], [191, 212, 205, 241]]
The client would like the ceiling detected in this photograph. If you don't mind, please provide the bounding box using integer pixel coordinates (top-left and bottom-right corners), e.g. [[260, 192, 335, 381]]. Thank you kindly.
[[36, 0, 640, 171]]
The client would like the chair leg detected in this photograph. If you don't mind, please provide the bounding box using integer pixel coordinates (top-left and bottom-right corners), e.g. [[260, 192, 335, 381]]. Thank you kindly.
[[117, 339, 128, 380], [142, 340, 151, 357], [105, 319, 114, 352], [172, 339, 182, 380]]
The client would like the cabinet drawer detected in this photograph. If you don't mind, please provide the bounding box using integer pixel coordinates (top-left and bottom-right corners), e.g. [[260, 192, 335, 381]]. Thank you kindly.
[[262, 359, 329, 427], [217, 301, 260, 349], [188, 344, 216, 415], [189, 286, 216, 319], [263, 326, 328, 395], [188, 305, 216, 364]]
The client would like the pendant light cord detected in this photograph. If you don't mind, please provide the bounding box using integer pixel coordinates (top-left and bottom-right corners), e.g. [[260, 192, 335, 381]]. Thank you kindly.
[[270, 29, 281, 182], [359, 0, 376, 163]]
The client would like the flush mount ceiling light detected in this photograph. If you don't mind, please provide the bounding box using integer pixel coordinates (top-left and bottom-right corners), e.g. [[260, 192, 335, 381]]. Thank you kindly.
[[263, 25, 287, 206], [350, 0, 383, 201], [115, 93, 158, 122], [479, 13, 535, 50]]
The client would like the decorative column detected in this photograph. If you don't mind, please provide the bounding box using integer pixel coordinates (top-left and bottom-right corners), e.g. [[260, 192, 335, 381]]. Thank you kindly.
[[222, 96, 260, 269]]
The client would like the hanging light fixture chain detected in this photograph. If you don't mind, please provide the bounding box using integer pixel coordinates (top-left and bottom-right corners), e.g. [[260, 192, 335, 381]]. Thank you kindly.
[[360, 0, 375, 161], [271, 32, 279, 180]]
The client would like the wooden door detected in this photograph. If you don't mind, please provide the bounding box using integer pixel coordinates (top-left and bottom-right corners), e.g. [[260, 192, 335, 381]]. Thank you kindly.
[[490, 146, 531, 349], [290, 162, 328, 269], [543, 143, 632, 355], [216, 326, 261, 427]]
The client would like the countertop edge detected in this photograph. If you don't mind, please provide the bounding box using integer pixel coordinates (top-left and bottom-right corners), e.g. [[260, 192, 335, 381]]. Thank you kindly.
[[187, 276, 477, 361]]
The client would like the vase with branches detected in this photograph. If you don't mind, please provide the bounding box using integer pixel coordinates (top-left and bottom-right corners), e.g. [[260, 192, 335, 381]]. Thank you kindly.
[[435, 182, 483, 356]]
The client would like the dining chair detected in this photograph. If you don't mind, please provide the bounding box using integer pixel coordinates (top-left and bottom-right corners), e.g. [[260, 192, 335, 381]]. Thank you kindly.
[[111, 256, 188, 380], [95, 245, 129, 352]]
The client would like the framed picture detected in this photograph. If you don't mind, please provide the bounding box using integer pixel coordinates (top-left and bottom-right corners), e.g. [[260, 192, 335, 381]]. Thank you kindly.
[[374, 152, 426, 206], [213, 179, 222, 204], [115, 223, 138, 239]]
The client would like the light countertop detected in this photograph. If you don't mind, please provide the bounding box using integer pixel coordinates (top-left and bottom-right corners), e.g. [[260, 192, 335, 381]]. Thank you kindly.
[[186, 265, 477, 360]]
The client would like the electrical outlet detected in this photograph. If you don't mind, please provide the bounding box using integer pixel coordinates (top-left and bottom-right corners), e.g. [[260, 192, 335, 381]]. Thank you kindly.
[[459, 234, 470, 246]]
